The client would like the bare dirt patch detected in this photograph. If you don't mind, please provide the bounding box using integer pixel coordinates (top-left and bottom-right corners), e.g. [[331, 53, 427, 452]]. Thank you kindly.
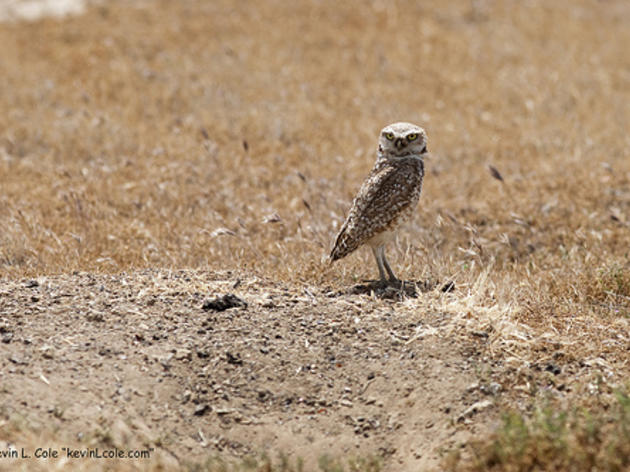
[[0, 270, 497, 471]]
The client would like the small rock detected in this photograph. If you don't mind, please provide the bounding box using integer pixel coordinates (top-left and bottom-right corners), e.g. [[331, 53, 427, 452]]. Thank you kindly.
[[225, 352, 243, 366], [193, 404, 211, 416], [175, 348, 192, 361], [202, 294, 247, 312], [481, 382, 502, 395], [260, 292, 275, 308], [40, 345, 55, 359], [25, 279, 39, 288], [86, 312, 105, 322], [387, 413, 402, 430], [465, 382, 480, 393], [158, 353, 173, 369], [8, 355, 27, 365], [545, 363, 561, 375], [457, 399, 493, 422]]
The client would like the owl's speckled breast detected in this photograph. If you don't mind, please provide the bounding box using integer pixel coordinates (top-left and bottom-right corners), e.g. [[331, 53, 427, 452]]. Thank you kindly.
[[364, 156, 423, 247], [367, 188, 420, 247]]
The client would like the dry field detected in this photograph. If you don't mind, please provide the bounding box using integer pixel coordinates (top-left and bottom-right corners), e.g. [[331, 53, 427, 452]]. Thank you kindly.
[[1, 0, 630, 470]]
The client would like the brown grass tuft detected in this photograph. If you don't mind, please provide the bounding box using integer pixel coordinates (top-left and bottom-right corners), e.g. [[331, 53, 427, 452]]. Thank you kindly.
[[445, 389, 630, 472]]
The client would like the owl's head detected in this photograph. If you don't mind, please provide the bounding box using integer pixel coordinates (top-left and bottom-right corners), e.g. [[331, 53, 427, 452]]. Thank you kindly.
[[378, 122, 428, 158]]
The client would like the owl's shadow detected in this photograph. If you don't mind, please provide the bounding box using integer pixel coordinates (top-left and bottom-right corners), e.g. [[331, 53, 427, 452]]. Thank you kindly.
[[349, 279, 455, 300]]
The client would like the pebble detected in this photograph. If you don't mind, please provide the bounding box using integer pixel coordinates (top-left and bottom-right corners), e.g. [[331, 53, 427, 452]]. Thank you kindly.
[[457, 399, 493, 422], [193, 404, 211, 416], [40, 345, 55, 359], [175, 348, 192, 361]]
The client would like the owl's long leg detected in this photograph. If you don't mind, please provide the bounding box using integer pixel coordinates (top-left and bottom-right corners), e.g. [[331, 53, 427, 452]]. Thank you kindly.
[[380, 247, 399, 282], [371, 247, 387, 283]]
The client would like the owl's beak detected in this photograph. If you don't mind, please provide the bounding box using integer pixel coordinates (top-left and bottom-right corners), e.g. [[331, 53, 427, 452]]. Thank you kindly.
[[421, 145, 428, 154], [394, 138, 405, 150]]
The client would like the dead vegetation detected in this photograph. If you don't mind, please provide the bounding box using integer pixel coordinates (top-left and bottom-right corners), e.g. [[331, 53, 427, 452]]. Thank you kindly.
[[446, 388, 630, 471], [1, 0, 630, 470]]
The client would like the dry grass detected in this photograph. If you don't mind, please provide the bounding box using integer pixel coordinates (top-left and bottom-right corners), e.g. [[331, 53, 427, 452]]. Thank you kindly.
[[4, 0, 628, 360], [445, 388, 630, 471], [2, 0, 628, 284], [1, 0, 630, 469]]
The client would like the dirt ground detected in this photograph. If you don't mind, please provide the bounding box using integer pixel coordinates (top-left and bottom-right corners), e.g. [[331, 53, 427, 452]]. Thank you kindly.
[[0, 270, 503, 471]]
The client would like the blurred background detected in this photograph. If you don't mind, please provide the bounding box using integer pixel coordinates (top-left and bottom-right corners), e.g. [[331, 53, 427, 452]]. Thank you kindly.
[[1, 0, 629, 297]]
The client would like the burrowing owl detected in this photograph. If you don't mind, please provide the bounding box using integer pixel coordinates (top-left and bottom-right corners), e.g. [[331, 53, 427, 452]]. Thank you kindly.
[[330, 122, 427, 285]]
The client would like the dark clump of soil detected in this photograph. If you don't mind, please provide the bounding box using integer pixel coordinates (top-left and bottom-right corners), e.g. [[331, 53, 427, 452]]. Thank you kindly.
[[202, 293, 248, 311]]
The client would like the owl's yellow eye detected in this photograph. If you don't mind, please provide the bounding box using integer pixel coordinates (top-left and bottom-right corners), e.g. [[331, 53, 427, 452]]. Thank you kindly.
[[407, 133, 418, 141], [385, 132, 395, 141]]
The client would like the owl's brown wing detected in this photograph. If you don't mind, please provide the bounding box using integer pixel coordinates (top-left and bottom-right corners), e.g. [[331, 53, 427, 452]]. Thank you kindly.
[[330, 159, 423, 261]]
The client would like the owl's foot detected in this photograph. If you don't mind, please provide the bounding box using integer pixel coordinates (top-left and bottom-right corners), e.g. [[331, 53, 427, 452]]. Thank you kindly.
[[386, 277, 403, 288], [352, 278, 417, 299]]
